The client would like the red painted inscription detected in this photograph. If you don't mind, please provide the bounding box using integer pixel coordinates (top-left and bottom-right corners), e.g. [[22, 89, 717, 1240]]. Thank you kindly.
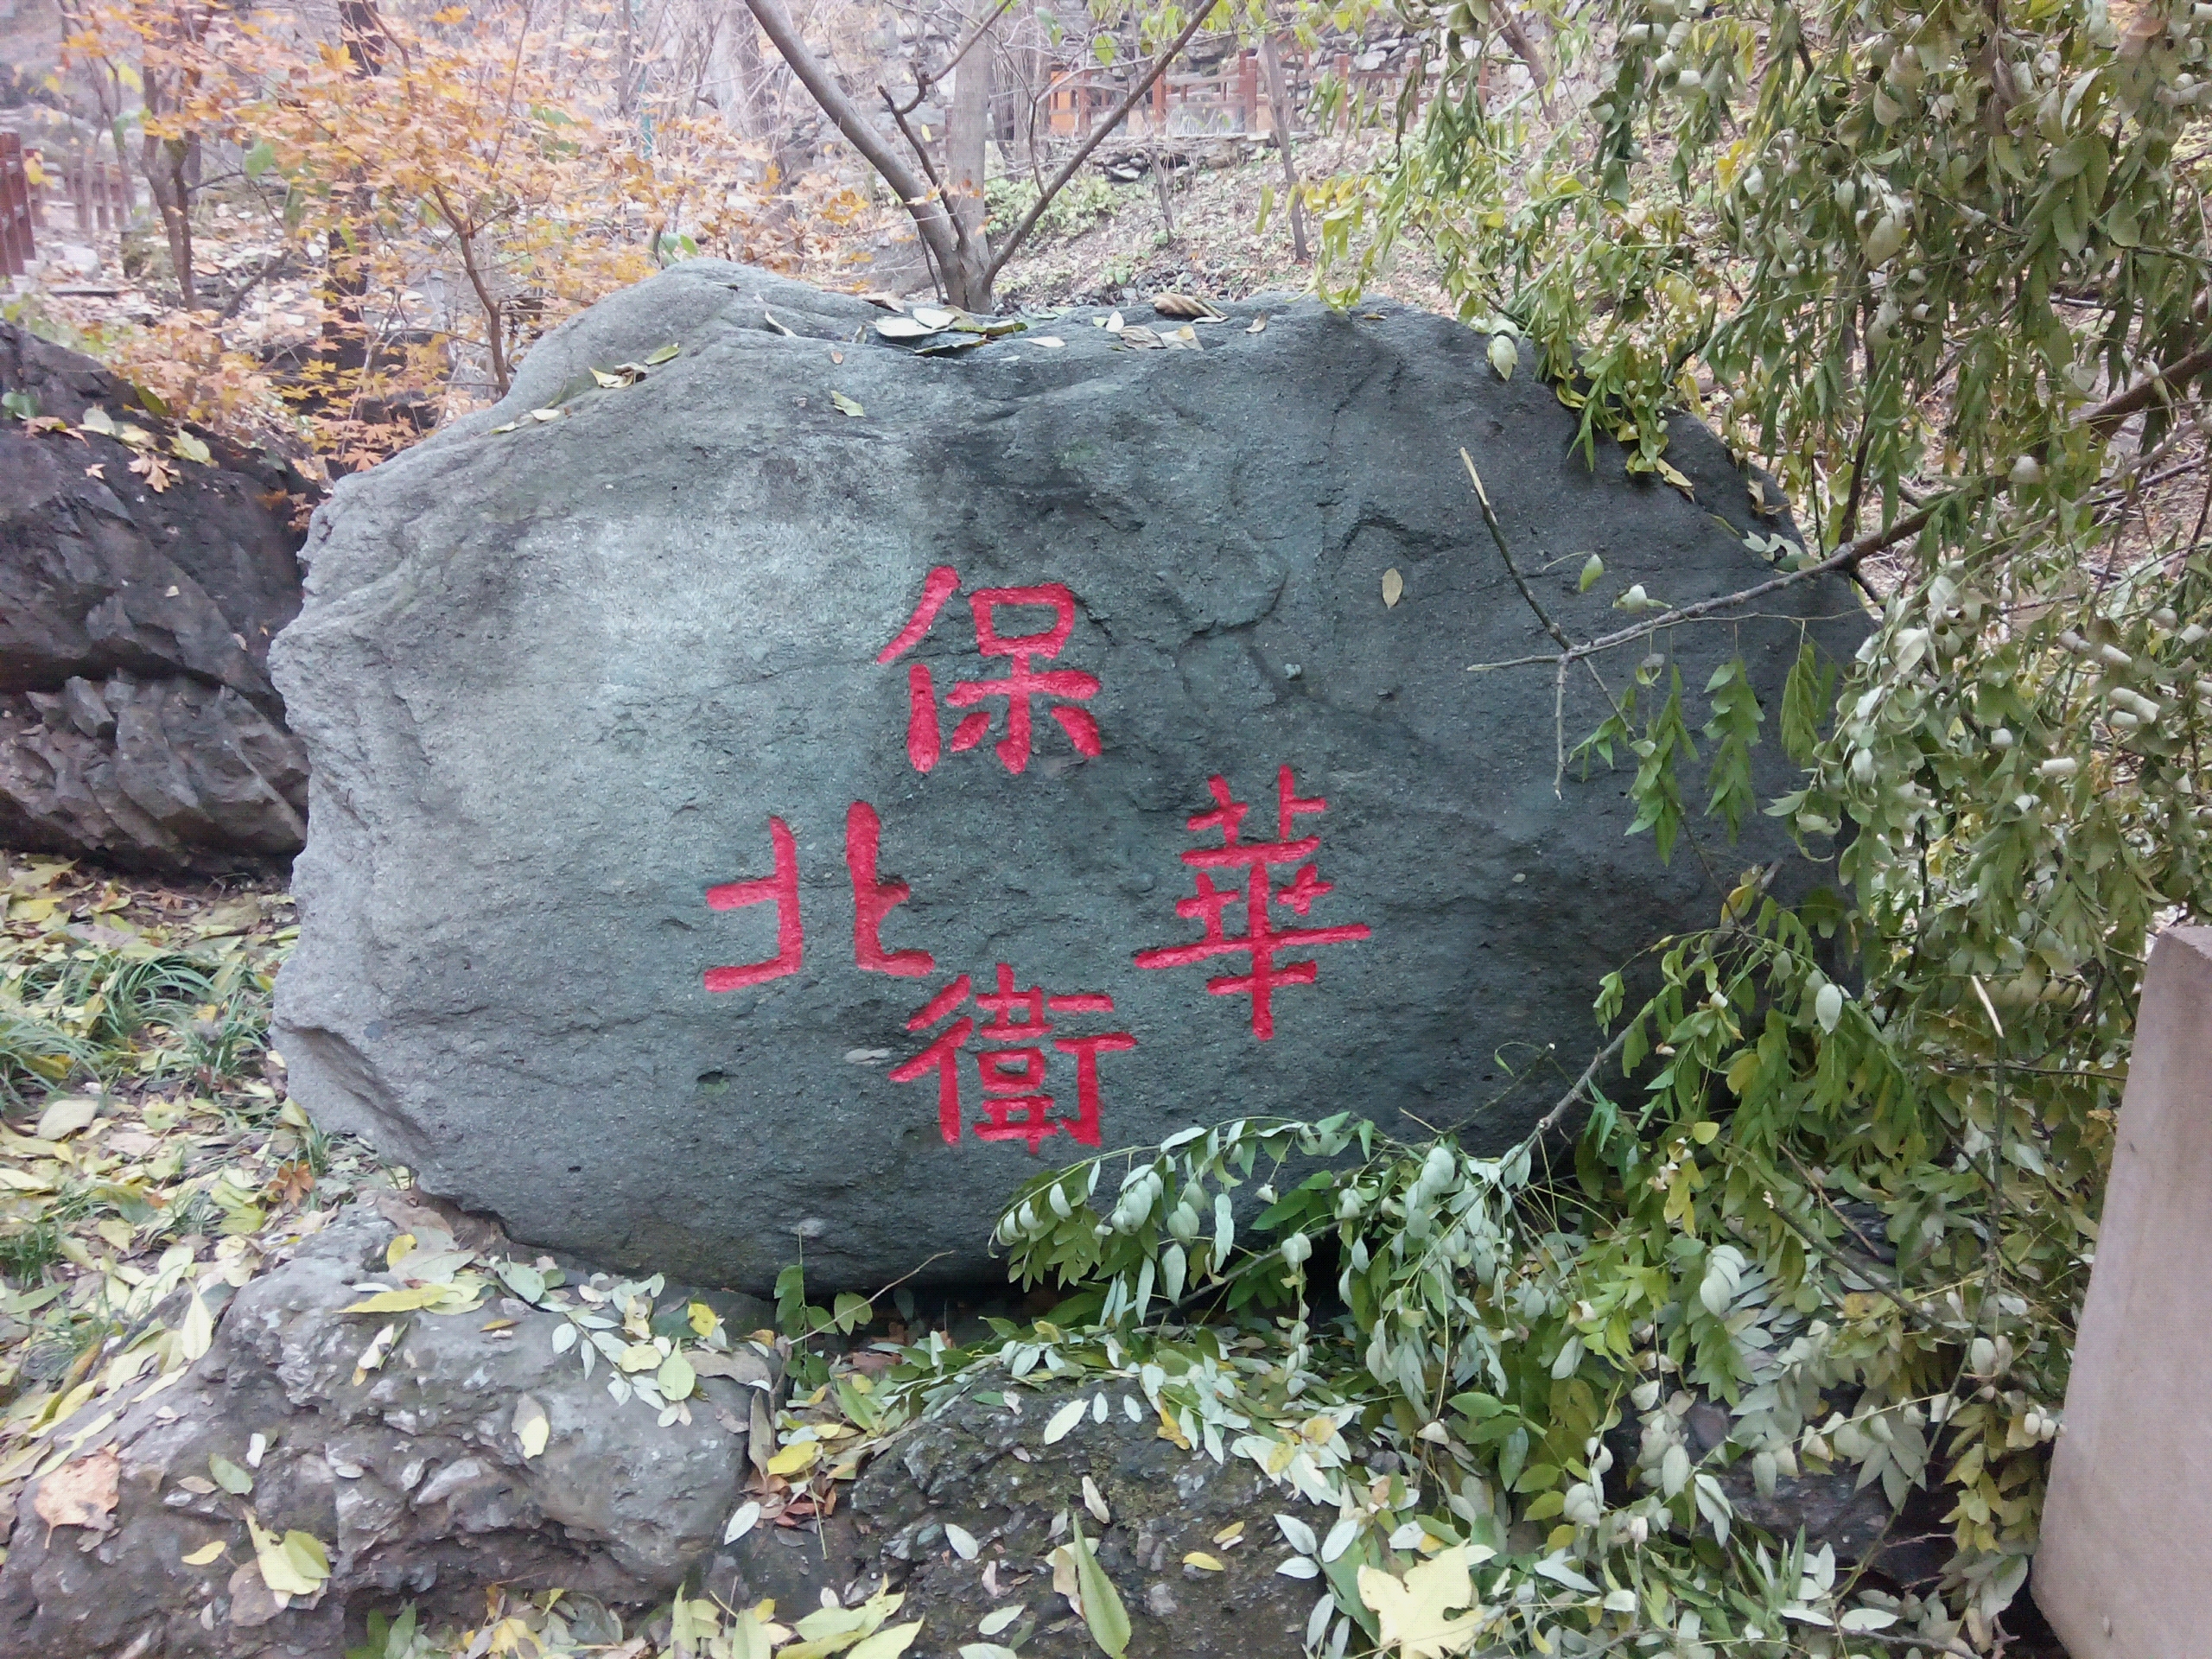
[[877, 567, 1103, 775], [704, 801, 940, 990], [702, 816, 803, 990], [845, 802, 935, 977], [890, 963, 1135, 1150], [1133, 766, 1371, 1038]]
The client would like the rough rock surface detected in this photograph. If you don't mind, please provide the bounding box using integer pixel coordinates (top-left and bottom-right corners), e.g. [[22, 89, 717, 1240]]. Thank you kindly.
[[273, 262, 1864, 1289], [730, 1382, 1324, 1659], [0, 1198, 753, 1659], [0, 322, 313, 873]]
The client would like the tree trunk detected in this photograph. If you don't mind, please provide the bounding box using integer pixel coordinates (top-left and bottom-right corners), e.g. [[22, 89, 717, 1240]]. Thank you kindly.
[[616, 0, 638, 120], [139, 69, 197, 308], [727, 10, 810, 218], [312, 0, 389, 451], [1259, 34, 1307, 264], [450, 219, 510, 397], [156, 148, 196, 308], [1150, 133, 1174, 240], [945, 0, 998, 308]]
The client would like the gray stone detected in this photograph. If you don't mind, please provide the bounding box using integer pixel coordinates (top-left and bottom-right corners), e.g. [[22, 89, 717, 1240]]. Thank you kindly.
[[2, 674, 308, 865], [0, 1199, 753, 1659], [272, 262, 1863, 1290], [0, 322, 315, 873]]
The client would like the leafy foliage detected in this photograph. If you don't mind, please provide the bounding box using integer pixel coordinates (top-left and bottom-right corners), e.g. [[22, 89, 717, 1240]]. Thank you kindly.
[[984, 171, 1124, 244]]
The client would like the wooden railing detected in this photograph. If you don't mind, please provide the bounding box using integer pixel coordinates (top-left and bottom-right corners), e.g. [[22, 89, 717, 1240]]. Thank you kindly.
[[1033, 39, 1414, 142], [61, 151, 135, 234]]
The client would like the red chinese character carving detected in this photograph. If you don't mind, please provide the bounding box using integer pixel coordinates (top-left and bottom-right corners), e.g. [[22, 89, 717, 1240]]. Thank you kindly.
[[1134, 766, 1371, 1039], [889, 964, 1134, 1150], [876, 566, 1103, 775], [703, 816, 802, 991], [845, 801, 934, 977]]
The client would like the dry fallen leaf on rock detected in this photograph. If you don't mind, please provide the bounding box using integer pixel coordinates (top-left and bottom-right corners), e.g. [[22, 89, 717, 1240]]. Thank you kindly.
[[207, 1452, 253, 1496], [766, 1439, 818, 1477], [34, 1446, 119, 1530], [179, 1288, 214, 1362], [1383, 568, 1405, 607], [1152, 292, 1224, 321], [248, 1512, 331, 1598], [874, 316, 944, 340], [514, 1394, 550, 1459], [1042, 1395, 1087, 1444]]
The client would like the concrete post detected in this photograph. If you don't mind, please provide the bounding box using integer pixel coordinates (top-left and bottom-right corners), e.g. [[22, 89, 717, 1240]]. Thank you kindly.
[[2036, 925, 2212, 1655]]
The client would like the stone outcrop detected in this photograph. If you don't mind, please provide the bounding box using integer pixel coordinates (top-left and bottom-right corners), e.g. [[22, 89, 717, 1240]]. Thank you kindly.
[[272, 261, 1864, 1290], [0, 322, 314, 873], [0, 1198, 756, 1658]]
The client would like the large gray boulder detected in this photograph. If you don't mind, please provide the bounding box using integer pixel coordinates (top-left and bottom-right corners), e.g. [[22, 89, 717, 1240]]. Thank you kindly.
[[273, 262, 1860, 1290], [0, 322, 314, 873]]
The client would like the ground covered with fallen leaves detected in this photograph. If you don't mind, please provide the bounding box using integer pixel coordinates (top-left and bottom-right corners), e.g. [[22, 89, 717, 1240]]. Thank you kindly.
[[0, 858, 372, 1478], [0, 860, 769, 1656]]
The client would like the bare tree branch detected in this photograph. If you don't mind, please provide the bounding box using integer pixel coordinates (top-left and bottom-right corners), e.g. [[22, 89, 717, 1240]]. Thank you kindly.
[[1259, 28, 1307, 263], [1465, 334, 2212, 677], [739, 0, 963, 283], [888, 0, 1020, 115], [2080, 338, 2212, 441], [983, 2, 1222, 289], [879, 86, 945, 191], [1497, 10, 1554, 118]]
